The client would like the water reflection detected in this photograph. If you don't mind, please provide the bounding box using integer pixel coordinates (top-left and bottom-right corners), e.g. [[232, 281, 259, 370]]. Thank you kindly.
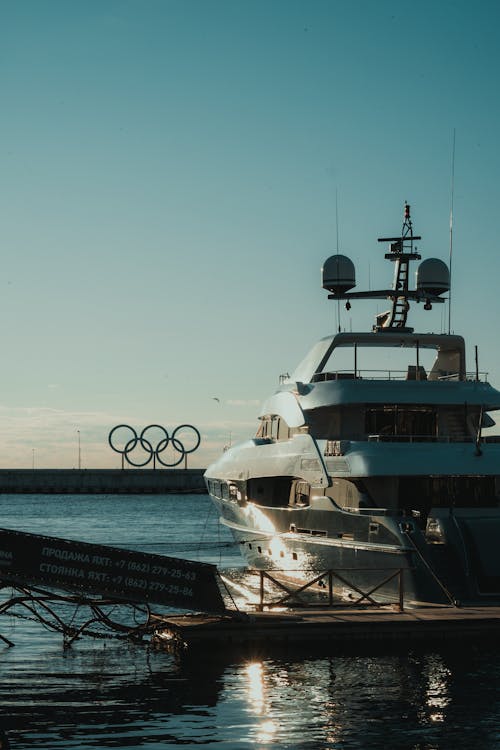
[[246, 662, 265, 712], [245, 661, 279, 743], [422, 654, 452, 724], [214, 647, 500, 749], [3, 629, 500, 748], [1, 639, 223, 748]]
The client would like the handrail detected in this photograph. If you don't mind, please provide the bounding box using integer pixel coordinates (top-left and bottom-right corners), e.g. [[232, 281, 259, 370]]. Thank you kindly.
[[311, 369, 488, 382], [251, 567, 406, 612], [367, 434, 500, 444], [367, 434, 474, 443]]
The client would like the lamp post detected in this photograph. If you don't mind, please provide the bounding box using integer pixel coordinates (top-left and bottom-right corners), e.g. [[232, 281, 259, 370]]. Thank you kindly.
[[77, 430, 81, 470]]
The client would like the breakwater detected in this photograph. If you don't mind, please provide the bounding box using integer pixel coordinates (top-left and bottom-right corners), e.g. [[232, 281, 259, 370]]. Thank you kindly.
[[0, 469, 207, 494]]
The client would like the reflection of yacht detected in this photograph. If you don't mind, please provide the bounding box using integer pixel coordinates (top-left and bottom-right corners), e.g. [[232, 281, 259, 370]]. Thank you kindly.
[[205, 204, 500, 606]]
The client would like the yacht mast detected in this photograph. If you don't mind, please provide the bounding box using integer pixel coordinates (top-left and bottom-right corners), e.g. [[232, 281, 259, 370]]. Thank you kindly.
[[376, 202, 421, 330]]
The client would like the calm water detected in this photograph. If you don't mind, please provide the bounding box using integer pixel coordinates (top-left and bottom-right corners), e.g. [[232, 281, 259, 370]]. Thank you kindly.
[[0, 494, 500, 748]]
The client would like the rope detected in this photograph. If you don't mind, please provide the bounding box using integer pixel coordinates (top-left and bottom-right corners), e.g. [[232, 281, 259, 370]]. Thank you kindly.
[[104, 541, 239, 549], [0, 584, 155, 646], [216, 572, 241, 613], [403, 532, 458, 606]]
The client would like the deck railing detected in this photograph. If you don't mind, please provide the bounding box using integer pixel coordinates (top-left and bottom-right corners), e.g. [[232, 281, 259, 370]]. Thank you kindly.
[[365, 434, 500, 444], [367, 434, 468, 444], [324, 436, 500, 455], [251, 567, 405, 612], [311, 370, 488, 382]]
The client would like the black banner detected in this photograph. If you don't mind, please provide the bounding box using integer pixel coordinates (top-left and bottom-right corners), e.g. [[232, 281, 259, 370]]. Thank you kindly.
[[0, 528, 225, 612]]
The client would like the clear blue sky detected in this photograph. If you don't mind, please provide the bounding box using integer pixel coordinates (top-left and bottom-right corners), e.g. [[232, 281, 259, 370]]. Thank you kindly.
[[1, 0, 499, 468]]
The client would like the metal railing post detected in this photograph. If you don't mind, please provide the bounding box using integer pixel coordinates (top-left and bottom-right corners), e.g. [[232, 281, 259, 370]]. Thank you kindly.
[[328, 570, 333, 605], [398, 568, 404, 611], [259, 571, 264, 611]]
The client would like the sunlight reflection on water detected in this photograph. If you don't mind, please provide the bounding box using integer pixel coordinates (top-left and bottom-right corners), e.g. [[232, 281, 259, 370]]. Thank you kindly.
[[0, 494, 499, 748]]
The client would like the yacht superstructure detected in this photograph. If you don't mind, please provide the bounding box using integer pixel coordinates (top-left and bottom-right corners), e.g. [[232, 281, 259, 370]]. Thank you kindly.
[[205, 204, 500, 606]]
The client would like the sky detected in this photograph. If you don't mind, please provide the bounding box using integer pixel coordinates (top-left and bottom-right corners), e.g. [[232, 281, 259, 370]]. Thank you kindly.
[[1, 0, 500, 469]]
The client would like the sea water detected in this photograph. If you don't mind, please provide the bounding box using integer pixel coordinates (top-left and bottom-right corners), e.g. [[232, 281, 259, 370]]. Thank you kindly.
[[0, 493, 499, 749]]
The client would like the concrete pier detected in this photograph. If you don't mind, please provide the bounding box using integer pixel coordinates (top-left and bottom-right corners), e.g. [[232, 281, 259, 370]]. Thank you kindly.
[[0, 468, 207, 494]]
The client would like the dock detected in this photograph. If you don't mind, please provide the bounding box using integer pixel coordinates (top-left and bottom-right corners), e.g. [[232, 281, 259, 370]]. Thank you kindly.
[[152, 605, 500, 653]]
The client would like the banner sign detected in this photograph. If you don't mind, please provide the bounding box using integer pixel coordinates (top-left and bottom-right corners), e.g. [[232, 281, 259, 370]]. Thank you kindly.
[[0, 528, 225, 612]]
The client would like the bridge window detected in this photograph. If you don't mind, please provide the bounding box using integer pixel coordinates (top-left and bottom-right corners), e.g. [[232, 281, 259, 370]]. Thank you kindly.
[[211, 480, 222, 498], [247, 476, 294, 507], [366, 406, 437, 439], [256, 416, 290, 441]]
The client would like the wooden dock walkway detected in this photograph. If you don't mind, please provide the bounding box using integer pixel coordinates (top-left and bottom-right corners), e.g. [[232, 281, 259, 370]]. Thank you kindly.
[[152, 605, 500, 653]]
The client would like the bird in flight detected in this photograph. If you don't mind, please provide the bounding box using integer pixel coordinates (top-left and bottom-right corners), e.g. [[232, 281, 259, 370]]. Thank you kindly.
[[212, 397, 220, 403]]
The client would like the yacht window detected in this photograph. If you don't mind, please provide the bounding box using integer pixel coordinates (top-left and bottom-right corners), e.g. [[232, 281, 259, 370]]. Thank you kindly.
[[366, 406, 437, 439], [247, 476, 294, 507], [276, 418, 291, 441], [297, 482, 309, 505], [256, 416, 290, 441], [398, 475, 499, 515], [306, 407, 342, 440], [258, 417, 274, 439], [221, 483, 230, 500], [327, 478, 374, 509]]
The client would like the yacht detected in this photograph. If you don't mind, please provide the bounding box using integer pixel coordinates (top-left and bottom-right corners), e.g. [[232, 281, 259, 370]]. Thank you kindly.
[[205, 204, 500, 606]]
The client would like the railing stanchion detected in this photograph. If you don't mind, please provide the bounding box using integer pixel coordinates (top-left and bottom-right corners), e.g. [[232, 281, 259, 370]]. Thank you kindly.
[[328, 570, 333, 605], [259, 571, 264, 611], [399, 568, 404, 611]]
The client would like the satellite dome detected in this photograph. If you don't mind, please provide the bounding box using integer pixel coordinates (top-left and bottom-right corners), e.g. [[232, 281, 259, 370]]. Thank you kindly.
[[416, 258, 450, 296], [322, 254, 356, 294]]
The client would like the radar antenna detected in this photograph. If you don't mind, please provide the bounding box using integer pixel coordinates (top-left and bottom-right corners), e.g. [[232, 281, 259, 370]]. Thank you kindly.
[[322, 202, 450, 334]]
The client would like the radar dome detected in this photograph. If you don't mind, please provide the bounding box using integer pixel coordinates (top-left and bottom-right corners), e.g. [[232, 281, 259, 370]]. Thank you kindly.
[[322, 254, 356, 294], [416, 258, 450, 296]]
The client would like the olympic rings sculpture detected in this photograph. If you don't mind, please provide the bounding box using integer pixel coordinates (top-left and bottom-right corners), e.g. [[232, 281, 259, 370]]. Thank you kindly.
[[108, 424, 201, 468]]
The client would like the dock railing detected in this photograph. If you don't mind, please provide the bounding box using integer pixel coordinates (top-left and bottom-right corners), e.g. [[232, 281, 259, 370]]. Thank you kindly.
[[252, 567, 405, 612]]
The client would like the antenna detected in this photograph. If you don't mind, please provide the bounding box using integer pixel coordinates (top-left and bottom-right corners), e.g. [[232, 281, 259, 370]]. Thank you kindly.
[[448, 129, 456, 334], [335, 189, 340, 253], [335, 189, 341, 332]]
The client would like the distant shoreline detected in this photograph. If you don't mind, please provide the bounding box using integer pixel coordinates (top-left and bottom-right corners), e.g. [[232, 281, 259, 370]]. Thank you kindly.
[[0, 468, 207, 494]]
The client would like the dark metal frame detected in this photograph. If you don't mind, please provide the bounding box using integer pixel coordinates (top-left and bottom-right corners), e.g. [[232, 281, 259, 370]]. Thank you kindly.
[[252, 567, 405, 612]]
